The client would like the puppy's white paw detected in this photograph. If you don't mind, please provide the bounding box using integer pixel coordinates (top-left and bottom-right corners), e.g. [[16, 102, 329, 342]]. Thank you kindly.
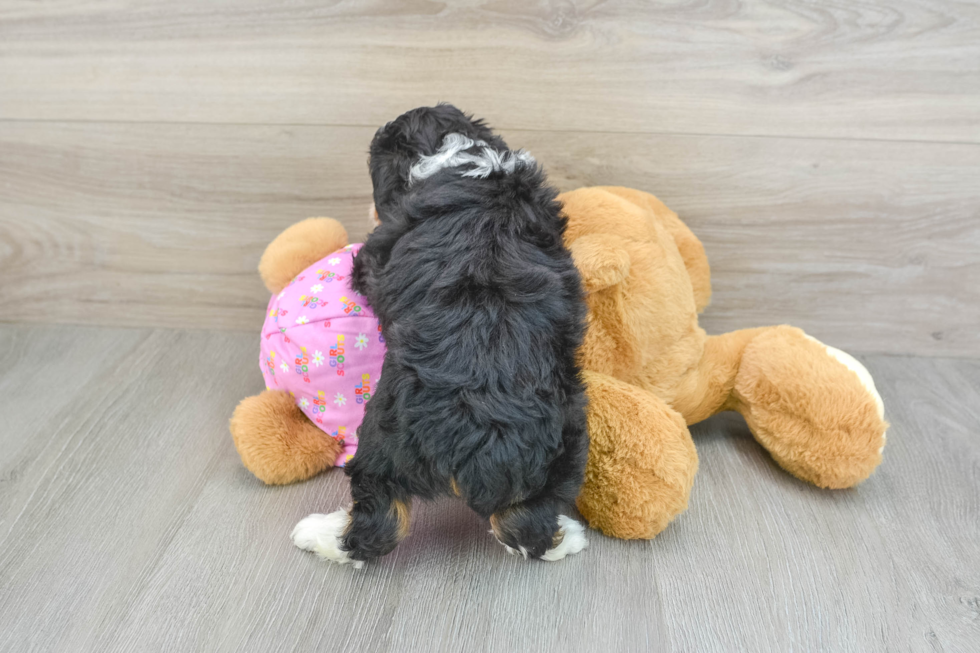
[[291, 510, 364, 569], [541, 515, 588, 562]]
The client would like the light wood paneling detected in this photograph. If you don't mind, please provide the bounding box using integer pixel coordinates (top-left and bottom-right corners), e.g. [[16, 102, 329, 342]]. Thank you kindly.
[[526, 130, 980, 357], [0, 325, 977, 651], [0, 122, 375, 332], [1, 0, 978, 142], [2, 121, 977, 356]]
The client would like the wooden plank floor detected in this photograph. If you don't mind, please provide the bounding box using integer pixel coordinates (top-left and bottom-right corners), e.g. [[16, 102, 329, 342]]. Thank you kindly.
[[0, 324, 977, 652]]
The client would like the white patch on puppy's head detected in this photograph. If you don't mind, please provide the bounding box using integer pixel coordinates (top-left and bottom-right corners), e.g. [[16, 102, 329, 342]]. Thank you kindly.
[[408, 132, 535, 185]]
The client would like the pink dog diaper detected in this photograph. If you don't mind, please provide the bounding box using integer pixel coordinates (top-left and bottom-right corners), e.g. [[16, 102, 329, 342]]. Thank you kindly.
[[258, 244, 386, 467]]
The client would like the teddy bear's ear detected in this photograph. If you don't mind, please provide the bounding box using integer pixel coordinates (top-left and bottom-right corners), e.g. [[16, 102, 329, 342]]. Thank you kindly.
[[259, 218, 349, 294], [568, 234, 631, 293]]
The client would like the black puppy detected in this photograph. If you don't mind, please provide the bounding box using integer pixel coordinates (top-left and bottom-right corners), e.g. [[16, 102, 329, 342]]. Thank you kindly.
[[292, 105, 589, 566]]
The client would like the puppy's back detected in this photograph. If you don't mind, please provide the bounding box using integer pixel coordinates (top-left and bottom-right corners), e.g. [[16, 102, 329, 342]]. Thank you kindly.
[[361, 163, 586, 516]]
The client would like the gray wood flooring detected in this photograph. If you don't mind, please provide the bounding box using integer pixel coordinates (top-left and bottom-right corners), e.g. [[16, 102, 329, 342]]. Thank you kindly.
[[0, 324, 977, 652]]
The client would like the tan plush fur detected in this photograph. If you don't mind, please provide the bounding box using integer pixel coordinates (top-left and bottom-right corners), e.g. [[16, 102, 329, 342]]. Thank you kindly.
[[231, 192, 888, 540], [562, 187, 888, 539], [731, 327, 887, 489], [230, 389, 343, 484], [258, 217, 349, 294], [579, 370, 698, 540]]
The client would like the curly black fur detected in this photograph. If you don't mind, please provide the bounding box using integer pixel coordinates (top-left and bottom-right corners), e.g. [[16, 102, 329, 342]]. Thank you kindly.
[[343, 104, 588, 561]]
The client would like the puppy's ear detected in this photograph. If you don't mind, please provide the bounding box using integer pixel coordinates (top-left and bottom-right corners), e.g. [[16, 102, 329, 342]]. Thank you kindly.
[[568, 234, 631, 293]]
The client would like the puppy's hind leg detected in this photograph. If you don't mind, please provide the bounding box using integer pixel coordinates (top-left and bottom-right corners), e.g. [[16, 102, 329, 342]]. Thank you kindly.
[[488, 404, 591, 561], [490, 497, 588, 562], [292, 459, 412, 567]]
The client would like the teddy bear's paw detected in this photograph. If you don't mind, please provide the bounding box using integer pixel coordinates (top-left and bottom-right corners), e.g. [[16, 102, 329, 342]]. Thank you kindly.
[[540, 515, 589, 562], [803, 334, 887, 453], [291, 510, 364, 569]]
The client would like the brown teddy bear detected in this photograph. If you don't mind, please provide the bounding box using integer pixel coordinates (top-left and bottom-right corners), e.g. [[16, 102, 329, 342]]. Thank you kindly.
[[231, 187, 888, 541], [563, 186, 887, 539]]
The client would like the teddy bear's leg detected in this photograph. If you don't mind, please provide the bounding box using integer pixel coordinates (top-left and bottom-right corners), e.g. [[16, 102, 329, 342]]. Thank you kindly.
[[577, 371, 698, 540], [729, 326, 888, 489], [230, 390, 342, 484]]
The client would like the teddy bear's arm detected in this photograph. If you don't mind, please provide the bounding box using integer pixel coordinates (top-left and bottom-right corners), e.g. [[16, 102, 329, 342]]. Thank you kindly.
[[594, 186, 712, 313], [577, 370, 698, 540], [567, 233, 632, 293]]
